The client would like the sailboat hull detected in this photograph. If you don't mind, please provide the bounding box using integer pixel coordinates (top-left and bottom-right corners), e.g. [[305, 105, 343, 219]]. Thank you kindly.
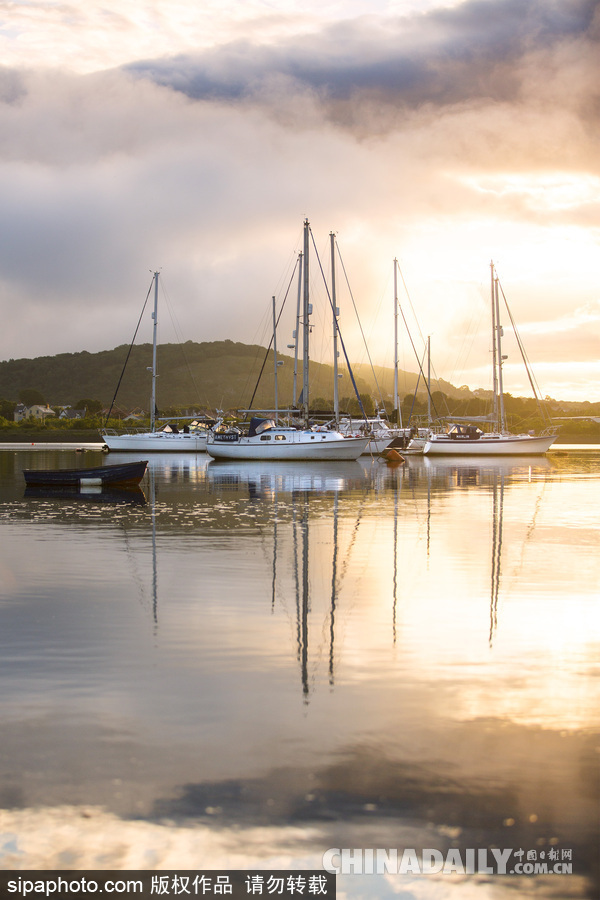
[[423, 433, 556, 456], [101, 430, 207, 452], [207, 431, 370, 461]]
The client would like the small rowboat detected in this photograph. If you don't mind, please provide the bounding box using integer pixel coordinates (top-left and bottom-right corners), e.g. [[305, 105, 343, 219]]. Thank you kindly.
[[23, 459, 148, 488]]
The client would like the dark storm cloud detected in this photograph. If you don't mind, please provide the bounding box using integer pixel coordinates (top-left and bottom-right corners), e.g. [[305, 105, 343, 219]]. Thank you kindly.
[[125, 0, 600, 127]]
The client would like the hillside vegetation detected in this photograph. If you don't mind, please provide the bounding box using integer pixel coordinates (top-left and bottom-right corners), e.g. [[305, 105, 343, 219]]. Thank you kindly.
[[0, 340, 454, 413], [1, 342, 599, 438]]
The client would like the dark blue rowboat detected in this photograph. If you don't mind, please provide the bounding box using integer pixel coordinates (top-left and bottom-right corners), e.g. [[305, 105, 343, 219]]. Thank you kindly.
[[23, 459, 148, 488]]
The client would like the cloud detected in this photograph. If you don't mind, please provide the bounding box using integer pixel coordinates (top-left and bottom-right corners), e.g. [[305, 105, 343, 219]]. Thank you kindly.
[[519, 298, 600, 335], [125, 0, 600, 135], [0, 0, 598, 400]]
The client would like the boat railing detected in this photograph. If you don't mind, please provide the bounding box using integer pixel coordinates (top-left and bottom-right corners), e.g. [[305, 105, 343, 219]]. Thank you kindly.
[[101, 427, 155, 437]]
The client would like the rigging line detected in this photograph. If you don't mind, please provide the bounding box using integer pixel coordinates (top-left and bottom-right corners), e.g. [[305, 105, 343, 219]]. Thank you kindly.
[[104, 276, 155, 426], [160, 278, 209, 410], [309, 229, 368, 422], [273, 227, 304, 297], [498, 281, 551, 424], [336, 493, 369, 588], [445, 302, 484, 399], [498, 282, 539, 398], [407, 344, 426, 424], [516, 479, 550, 583], [335, 243, 385, 410], [396, 260, 454, 416], [246, 257, 299, 410], [356, 269, 391, 370], [396, 299, 443, 420], [396, 260, 426, 348], [236, 293, 278, 412], [389, 258, 447, 420]]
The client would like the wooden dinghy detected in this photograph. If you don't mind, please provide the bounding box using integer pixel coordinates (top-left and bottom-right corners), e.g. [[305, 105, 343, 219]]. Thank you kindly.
[[23, 459, 148, 488]]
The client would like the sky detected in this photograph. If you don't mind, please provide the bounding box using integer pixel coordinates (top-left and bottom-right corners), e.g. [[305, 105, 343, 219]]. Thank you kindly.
[[0, 0, 598, 402]]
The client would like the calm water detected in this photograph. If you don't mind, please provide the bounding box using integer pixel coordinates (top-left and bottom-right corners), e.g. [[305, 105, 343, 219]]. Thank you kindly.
[[0, 446, 598, 899]]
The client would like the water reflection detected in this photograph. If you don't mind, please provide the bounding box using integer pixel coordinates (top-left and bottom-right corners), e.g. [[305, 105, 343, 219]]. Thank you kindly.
[[489, 470, 504, 647], [0, 449, 598, 897], [206, 459, 368, 497], [24, 485, 147, 504], [206, 460, 371, 701]]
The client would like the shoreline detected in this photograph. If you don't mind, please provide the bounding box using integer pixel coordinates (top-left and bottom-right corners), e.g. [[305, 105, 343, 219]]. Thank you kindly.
[[0, 430, 103, 443], [0, 440, 599, 454], [0, 430, 598, 447]]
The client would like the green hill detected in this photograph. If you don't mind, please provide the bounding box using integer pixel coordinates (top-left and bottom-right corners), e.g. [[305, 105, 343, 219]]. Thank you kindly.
[[2, 343, 599, 433], [353, 362, 466, 403], [1, 340, 426, 414]]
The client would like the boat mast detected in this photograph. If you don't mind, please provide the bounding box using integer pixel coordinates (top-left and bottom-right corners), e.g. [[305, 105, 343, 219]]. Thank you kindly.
[[292, 251, 302, 407], [490, 261, 499, 431], [272, 295, 279, 424], [393, 259, 399, 421], [495, 270, 507, 432], [427, 334, 431, 424], [330, 232, 340, 429], [150, 271, 159, 433], [302, 219, 310, 425]]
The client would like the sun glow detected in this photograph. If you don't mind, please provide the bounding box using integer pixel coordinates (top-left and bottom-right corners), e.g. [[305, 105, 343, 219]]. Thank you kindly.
[[462, 172, 600, 213]]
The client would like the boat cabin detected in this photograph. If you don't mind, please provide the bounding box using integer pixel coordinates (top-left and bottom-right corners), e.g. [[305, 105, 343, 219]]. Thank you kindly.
[[446, 423, 483, 440], [248, 417, 277, 437]]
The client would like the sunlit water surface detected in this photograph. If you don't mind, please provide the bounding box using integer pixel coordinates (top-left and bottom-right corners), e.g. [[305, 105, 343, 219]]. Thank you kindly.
[[0, 447, 598, 899]]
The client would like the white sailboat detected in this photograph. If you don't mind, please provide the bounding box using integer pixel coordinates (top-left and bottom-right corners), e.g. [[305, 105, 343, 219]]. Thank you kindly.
[[208, 416, 369, 461], [206, 221, 370, 461], [423, 263, 557, 456], [339, 409, 412, 455], [102, 423, 208, 453], [101, 272, 209, 453]]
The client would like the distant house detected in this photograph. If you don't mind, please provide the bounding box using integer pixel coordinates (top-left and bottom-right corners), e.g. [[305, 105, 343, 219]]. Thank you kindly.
[[123, 408, 147, 422], [101, 406, 127, 421], [58, 408, 86, 420], [14, 404, 56, 422]]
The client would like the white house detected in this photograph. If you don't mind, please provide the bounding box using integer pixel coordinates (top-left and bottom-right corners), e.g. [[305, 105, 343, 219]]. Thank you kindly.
[[14, 404, 56, 422]]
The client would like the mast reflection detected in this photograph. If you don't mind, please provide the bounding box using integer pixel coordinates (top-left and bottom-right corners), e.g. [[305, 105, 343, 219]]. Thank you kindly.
[[489, 470, 505, 647], [207, 460, 367, 701], [417, 456, 552, 648]]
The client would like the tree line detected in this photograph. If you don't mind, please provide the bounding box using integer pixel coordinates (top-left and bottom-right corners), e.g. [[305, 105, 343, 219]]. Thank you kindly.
[[0, 340, 598, 435]]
